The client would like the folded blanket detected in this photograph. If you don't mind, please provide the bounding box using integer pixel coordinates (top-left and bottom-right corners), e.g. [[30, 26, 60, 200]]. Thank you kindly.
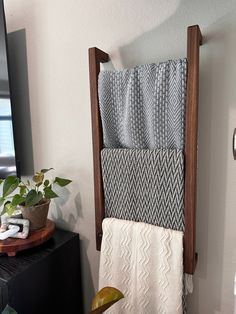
[[101, 148, 184, 231], [98, 59, 187, 149], [99, 218, 184, 314]]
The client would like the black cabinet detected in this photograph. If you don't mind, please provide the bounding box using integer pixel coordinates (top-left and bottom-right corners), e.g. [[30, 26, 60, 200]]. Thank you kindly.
[[0, 228, 83, 314]]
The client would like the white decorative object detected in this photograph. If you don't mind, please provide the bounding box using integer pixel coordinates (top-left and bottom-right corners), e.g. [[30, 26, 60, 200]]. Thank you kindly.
[[0, 226, 20, 240], [0, 214, 8, 233], [8, 218, 30, 239], [0, 215, 30, 239]]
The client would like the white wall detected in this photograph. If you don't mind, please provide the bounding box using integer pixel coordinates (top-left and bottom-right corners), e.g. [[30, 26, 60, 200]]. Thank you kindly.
[[4, 0, 236, 313]]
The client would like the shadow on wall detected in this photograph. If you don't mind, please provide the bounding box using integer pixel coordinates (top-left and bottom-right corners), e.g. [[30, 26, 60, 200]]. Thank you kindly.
[[188, 13, 236, 313], [50, 186, 82, 231], [116, 0, 236, 69], [50, 184, 95, 311], [100, 0, 236, 313], [8, 29, 34, 176]]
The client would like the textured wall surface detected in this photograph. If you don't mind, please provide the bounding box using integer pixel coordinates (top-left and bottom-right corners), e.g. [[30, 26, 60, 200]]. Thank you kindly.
[[4, 0, 236, 312]]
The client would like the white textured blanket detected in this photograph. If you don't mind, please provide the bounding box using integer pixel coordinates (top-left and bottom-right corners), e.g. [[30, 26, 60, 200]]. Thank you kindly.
[[99, 218, 184, 314]]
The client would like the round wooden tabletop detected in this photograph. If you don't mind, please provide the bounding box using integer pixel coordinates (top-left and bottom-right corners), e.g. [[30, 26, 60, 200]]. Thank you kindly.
[[0, 219, 55, 257]]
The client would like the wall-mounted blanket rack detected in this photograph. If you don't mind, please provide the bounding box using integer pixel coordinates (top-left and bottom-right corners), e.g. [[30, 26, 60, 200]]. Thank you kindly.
[[88, 24, 202, 275]]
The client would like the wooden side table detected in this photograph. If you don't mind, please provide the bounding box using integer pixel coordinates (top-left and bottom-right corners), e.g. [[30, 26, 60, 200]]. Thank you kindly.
[[0, 219, 55, 257], [0, 228, 84, 314]]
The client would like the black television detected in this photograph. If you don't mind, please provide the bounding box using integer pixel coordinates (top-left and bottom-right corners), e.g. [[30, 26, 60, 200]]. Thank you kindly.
[[0, 0, 19, 178]]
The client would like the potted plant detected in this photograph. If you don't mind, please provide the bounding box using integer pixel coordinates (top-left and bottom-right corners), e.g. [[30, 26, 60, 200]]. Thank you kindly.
[[0, 168, 72, 230]]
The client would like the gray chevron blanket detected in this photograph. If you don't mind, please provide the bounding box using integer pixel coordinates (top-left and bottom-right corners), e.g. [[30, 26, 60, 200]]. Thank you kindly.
[[98, 59, 187, 149], [101, 148, 184, 231]]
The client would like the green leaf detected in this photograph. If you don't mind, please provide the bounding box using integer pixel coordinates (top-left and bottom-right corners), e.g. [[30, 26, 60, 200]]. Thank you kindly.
[[54, 177, 72, 187], [44, 187, 58, 199], [0, 196, 5, 207], [33, 173, 44, 184], [12, 194, 26, 206], [40, 168, 54, 174], [2, 304, 17, 314], [1, 201, 8, 215], [89, 301, 117, 314], [90, 287, 124, 314], [0, 179, 4, 185], [4, 202, 16, 216], [25, 190, 43, 206], [3, 176, 19, 197], [44, 179, 50, 187], [19, 185, 27, 196]]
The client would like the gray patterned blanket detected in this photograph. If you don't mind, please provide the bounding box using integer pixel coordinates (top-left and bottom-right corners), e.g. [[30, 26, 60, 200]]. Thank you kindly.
[[98, 59, 187, 149], [101, 149, 184, 231]]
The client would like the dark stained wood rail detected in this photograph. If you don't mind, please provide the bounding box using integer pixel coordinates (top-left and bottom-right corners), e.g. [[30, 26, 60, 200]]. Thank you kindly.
[[88, 47, 109, 250], [184, 25, 202, 274], [89, 25, 203, 273]]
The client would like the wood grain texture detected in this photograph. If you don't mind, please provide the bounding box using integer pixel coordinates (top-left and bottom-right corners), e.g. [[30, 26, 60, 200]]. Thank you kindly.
[[0, 219, 55, 256], [184, 25, 202, 274], [88, 47, 109, 250]]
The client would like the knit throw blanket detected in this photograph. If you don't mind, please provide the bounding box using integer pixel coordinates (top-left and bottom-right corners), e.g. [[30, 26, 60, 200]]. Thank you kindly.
[[101, 148, 184, 231], [98, 59, 187, 149], [99, 218, 184, 314]]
